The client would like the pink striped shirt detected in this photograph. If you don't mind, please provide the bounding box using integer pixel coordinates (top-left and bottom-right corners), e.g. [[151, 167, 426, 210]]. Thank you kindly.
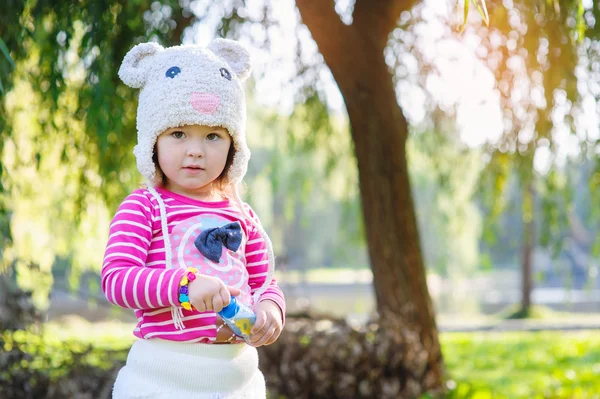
[[101, 187, 285, 343]]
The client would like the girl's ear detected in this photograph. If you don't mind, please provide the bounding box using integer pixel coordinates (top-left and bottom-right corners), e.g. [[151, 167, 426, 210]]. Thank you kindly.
[[118, 42, 164, 88], [208, 38, 252, 81]]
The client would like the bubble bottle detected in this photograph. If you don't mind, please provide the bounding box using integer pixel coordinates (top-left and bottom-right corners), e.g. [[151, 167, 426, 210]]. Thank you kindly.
[[218, 296, 256, 342]]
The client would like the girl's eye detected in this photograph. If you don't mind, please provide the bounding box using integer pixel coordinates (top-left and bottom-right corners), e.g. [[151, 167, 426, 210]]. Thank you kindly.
[[166, 66, 181, 79], [172, 131, 185, 139], [207, 133, 220, 141]]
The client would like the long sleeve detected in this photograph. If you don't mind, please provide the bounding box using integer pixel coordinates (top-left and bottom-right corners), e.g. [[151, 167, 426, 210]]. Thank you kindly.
[[101, 190, 185, 310], [244, 204, 286, 323]]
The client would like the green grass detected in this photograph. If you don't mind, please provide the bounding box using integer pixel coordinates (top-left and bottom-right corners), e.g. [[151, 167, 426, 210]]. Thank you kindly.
[[496, 304, 558, 320], [43, 316, 135, 350], [440, 331, 600, 398], [2, 319, 133, 381], [5, 318, 600, 398]]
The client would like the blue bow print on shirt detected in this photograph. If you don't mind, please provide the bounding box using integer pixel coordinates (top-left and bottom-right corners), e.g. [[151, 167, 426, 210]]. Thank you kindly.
[[194, 222, 242, 263]]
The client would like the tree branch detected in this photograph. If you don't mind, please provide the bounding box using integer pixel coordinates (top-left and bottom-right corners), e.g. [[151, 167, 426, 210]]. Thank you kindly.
[[295, 0, 356, 80], [172, 12, 194, 45], [353, 0, 417, 48]]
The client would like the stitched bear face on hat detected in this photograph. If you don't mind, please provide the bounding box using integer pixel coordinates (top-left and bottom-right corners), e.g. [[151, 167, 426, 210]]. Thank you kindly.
[[118, 39, 252, 186]]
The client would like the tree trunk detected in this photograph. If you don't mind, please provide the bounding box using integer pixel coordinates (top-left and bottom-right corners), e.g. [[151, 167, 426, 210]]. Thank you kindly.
[[521, 183, 534, 315], [296, 0, 443, 393]]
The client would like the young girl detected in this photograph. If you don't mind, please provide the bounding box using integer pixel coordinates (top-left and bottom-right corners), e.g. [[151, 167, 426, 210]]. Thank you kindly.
[[101, 39, 285, 398]]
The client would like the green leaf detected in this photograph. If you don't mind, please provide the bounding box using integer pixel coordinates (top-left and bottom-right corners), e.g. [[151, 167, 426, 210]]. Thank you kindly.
[[458, 0, 470, 33], [472, 0, 490, 27], [0, 37, 15, 69], [458, 0, 489, 32], [576, 0, 585, 43]]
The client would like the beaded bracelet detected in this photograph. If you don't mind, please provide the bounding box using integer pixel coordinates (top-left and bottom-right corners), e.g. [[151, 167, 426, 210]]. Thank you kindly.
[[178, 267, 198, 310]]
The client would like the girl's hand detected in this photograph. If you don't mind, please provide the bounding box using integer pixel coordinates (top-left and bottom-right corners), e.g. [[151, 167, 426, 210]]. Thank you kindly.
[[187, 274, 241, 312], [247, 300, 283, 347]]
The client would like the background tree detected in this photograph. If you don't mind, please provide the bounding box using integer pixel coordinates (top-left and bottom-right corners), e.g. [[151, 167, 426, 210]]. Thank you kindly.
[[474, 0, 600, 316], [387, 0, 600, 316]]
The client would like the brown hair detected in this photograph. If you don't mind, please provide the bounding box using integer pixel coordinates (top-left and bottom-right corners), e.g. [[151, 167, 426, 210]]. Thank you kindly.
[[152, 142, 236, 194]]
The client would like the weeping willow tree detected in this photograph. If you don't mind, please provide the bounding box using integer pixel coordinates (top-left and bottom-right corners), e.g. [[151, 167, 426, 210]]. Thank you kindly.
[[471, 1, 600, 316], [388, 0, 600, 317], [2, 0, 599, 395]]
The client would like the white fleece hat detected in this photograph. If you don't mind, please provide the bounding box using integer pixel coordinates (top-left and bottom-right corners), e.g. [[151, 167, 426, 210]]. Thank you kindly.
[[118, 38, 252, 185]]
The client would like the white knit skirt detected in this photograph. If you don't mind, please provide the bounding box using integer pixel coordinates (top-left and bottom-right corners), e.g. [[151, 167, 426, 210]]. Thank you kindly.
[[112, 339, 266, 399]]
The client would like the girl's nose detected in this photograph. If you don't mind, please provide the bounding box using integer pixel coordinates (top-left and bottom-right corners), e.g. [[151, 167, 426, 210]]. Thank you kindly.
[[186, 140, 204, 157]]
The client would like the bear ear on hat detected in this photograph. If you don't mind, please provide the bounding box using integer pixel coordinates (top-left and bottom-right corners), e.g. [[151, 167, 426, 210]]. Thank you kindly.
[[208, 38, 252, 81], [118, 42, 164, 88]]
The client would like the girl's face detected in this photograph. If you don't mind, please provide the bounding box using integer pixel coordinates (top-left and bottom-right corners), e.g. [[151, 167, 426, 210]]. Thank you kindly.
[[156, 125, 232, 200]]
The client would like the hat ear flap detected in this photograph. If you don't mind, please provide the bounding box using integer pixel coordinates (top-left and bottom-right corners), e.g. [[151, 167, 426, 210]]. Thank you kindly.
[[118, 42, 164, 88], [208, 38, 252, 81]]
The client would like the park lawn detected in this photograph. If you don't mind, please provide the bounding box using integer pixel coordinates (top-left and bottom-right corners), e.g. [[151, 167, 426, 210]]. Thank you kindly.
[[440, 331, 600, 398], [7, 319, 600, 398]]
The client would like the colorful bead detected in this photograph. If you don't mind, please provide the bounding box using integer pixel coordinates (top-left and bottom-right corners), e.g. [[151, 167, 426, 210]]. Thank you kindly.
[[178, 267, 199, 312]]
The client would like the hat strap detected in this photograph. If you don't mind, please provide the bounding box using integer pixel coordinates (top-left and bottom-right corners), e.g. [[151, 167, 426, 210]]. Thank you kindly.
[[147, 184, 186, 329]]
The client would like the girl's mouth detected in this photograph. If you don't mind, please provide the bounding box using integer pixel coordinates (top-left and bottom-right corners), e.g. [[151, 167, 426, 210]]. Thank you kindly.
[[183, 166, 204, 174]]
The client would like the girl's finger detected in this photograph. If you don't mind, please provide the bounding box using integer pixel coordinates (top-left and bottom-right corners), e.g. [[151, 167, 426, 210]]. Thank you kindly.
[[254, 326, 276, 347], [250, 309, 267, 336], [212, 294, 224, 312], [227, 286, 242, 297], [195, 299, 207, 312], [220, 287, 231, 307], [265, 326, 282, 346]]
